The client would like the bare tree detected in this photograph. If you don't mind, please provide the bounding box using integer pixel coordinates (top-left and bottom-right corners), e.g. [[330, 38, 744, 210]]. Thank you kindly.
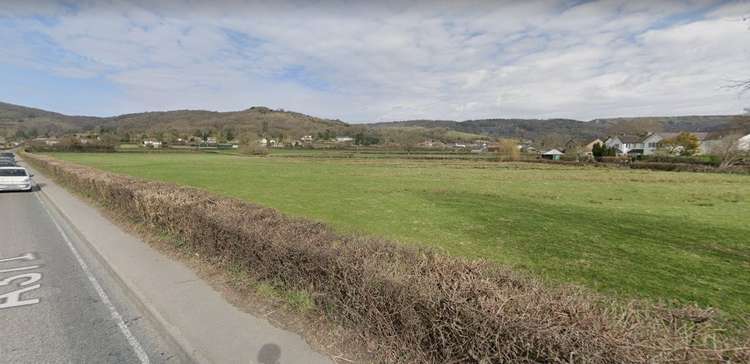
[[386, 127, 423, 152], [495, 138, 520, 161], [711, 133, 749, 169]]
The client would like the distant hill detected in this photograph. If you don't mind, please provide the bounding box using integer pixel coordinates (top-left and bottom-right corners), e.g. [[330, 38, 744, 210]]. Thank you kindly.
[[369, 118, 602, 142], [102, 106, 349, 139], [370, 115, 742, 143], [0, 102, 351, 140], [0, 101, 101, 136], [1, 100, 743, 144]]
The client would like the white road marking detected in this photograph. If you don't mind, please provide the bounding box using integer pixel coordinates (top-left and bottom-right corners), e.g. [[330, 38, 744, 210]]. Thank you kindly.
[[0, 273, 42, 309], [0, 253, 37, 263], [0, 265, 41, 274], [35, 194, 150, 364]]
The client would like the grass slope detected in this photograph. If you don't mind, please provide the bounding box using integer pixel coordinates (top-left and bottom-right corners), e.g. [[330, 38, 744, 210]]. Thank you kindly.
[[52, 152, 750, 319]]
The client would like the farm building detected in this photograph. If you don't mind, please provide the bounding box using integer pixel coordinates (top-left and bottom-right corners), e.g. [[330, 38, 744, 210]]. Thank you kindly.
[[541, 149, 564, 160]]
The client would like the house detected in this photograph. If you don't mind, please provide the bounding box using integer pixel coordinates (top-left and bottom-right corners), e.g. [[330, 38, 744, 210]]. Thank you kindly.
[[738, 134, 750, 151], [300, 135, 313, 142], [75, 132, 100, 141], [420, 140, 447, 149], [604, 133, 680, 156], [143, 140, 162, 148], [697, 134, 724, 155], [561, 138, 602, 159], [519, 143, 537, 153], [604, 135, 647, 155], [419, 140, 435, 148], [335, 137, 354, 143], [541, 149, 564, 160], [258, 138, 268, 146], [206, 137, 218, 145], [563, 139, 580, 153], [31, 137, 61, 146], [648, 132, 715, 155], [583, 139, 603, 154]]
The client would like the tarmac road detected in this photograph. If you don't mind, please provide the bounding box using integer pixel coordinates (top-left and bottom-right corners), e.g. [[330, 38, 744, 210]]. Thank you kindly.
[[0, 187, 185, 363]]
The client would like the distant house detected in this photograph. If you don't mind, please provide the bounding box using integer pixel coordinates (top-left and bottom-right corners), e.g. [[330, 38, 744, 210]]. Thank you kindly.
[[738, 134, 750, 151], [258, 138, 268, 146], [519, 144, 537, 153], [563, 139, 580, 153], [300, 135, 313, 142], [583, 139, 603, 155], [32, 137, 59, 146], [604, 135, 646, 155], [206, 137, 218, 145], [541, 149, 564, 160], [605, 132, 720, 156], [143, 140, 162, 148], [75, 132, 100, 141], [335, 137, 354, 143], [697, 134, 724, 155]]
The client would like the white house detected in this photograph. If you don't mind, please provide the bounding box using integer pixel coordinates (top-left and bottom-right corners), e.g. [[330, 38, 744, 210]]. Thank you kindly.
[[605, 132, 716, 156], [604, 135, 645, 155], [143, 140, 162, 148], [300, 135, 313, 142], [335, 137, 354, 143], [738, 134, 750, 151]]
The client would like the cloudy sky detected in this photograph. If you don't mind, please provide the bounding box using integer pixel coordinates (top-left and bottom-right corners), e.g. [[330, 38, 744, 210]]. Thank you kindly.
[[0, 0, 749, 122]]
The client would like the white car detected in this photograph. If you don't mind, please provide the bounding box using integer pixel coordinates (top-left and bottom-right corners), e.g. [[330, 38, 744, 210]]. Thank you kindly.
[[0, 167, 33, 192]]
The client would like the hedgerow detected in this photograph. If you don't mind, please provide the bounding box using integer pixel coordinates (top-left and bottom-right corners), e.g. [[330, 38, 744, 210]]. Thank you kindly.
[[22, 152, 749, 363]]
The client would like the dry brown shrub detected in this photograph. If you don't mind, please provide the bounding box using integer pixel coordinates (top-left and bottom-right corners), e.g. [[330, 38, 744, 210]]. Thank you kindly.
[[22, 152, 750, 363]]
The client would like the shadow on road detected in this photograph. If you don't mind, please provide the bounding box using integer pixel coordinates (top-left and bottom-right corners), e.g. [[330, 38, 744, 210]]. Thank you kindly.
[[257, 343, 281, 364]]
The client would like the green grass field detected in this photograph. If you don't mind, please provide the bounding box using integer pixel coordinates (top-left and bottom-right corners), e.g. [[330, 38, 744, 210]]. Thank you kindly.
[[50, 152, 750, 320]]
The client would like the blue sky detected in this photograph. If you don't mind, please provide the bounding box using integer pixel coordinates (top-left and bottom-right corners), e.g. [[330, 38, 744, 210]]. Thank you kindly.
[[0, 0, 748, 122]]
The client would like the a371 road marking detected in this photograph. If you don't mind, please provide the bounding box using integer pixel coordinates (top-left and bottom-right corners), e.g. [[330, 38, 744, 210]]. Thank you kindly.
[[0, 252, 43, 309], [36, 193, 150, 364]]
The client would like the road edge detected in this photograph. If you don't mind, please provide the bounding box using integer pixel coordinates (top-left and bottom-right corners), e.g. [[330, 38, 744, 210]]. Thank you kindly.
[[30, 166, 206, 364]]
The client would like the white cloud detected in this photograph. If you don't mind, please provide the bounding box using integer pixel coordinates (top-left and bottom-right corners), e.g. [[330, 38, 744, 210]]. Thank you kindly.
[[0, 0, 748, 121]]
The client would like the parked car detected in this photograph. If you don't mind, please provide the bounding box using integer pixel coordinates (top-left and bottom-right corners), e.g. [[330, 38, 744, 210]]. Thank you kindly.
[[0, 167, 33, 192], [0, 160, 17, 167]]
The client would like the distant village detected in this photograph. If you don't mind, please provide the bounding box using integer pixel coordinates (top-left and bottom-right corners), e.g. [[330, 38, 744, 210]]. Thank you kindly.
[[7, 129, 750, 167]]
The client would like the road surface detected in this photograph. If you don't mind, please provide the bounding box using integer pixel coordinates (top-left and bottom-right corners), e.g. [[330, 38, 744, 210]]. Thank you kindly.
[[0, 187, 185, 363]]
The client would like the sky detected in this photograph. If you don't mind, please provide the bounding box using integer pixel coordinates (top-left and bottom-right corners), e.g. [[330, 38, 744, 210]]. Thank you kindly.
[[0, 0, 749, 122]]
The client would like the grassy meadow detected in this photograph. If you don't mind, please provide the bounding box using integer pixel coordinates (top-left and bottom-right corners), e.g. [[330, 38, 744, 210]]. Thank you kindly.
[[50, 152, 750, 320]]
